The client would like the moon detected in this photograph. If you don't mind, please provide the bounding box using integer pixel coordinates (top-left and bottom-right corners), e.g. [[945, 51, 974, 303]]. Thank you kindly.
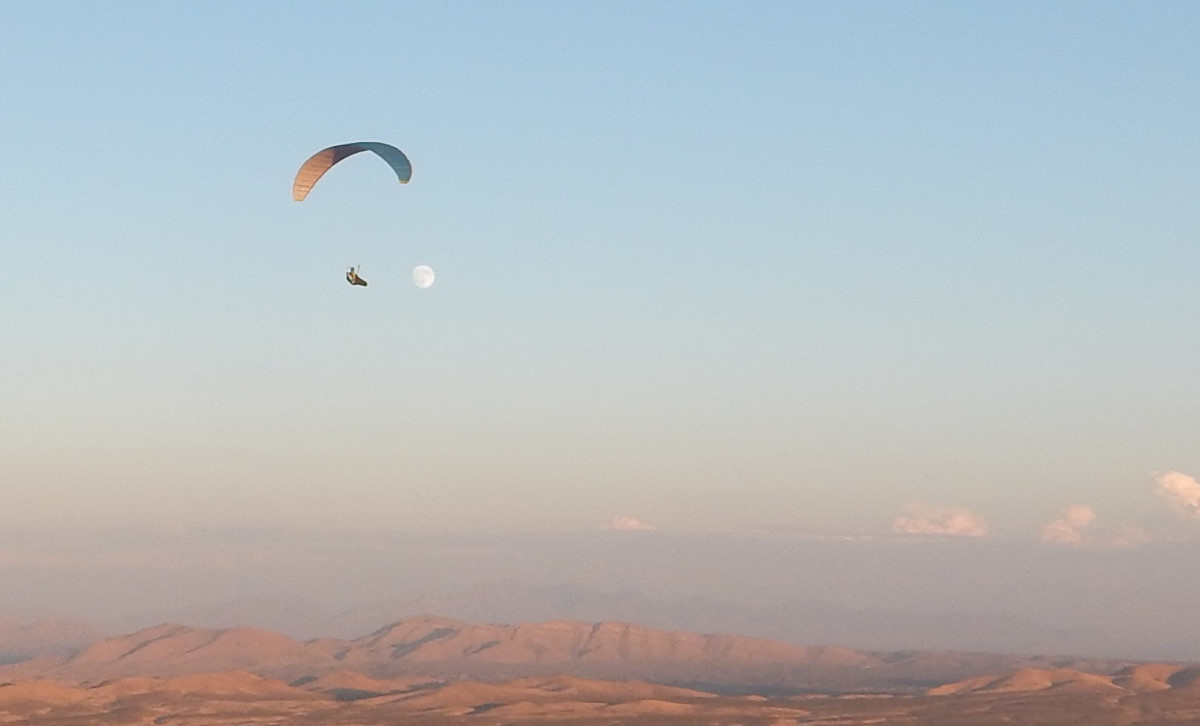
[[412, 265, 435, 289]]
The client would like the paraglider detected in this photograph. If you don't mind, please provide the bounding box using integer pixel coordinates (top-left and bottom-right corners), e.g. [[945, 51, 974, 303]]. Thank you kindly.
[[293, 141, 412, 287], [292, 142, 412, 202]]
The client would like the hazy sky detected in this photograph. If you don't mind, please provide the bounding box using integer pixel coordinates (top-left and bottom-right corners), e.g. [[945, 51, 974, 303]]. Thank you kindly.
[[9, 528, 1200, 660], [2, 2, 1198, 540]]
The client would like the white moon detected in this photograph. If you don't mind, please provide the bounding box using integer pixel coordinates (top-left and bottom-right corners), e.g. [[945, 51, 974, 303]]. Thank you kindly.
[[412, 265, 435, 289]]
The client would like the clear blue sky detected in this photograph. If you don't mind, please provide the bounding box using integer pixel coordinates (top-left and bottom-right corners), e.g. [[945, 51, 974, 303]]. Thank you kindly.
[[2, 1, 1197, 536]]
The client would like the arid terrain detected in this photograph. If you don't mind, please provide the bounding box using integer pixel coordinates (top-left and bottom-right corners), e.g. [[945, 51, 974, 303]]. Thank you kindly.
[[3, 616, 1200, 724]]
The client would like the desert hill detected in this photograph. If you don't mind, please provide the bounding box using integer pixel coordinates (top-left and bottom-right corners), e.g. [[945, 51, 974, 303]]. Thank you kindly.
[[341, 614, 872, 667], [0, 615, 897, 691], [926, 663, 1200, 699], [928, 666, 1122, 695], [66, 623, 331, 671], [1112, 662, 1183, 691], [0, 669, 317, 724], [0, 669, 812, 724], [0, 614, 1168, 696], [4, 618, 1200, 724], [11, 665, 1200, 725]]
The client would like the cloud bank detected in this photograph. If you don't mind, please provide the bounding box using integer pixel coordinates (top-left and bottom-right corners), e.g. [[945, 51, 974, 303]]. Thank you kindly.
[[890, 505, 988, 537], [1154, 471, 1200, 518], [1040, 505, 1097, 544], [601, 516, 656, 531]]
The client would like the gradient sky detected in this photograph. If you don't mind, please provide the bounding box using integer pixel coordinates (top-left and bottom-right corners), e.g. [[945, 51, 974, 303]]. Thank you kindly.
[[2, 2, 1198, 539]]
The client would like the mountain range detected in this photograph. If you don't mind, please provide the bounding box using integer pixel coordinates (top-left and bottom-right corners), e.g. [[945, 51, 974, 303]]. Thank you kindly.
[[5, 616, 1200, 724], [0, 614, 1138, 695], [80, 579, 1126, 657]]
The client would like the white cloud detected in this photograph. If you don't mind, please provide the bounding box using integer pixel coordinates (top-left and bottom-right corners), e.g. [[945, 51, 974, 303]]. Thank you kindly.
[[890, 505, 988, 537], [1153, 471, 1200, 518], [601, 515, 656, 531], [1040, 505, 1097, 544]]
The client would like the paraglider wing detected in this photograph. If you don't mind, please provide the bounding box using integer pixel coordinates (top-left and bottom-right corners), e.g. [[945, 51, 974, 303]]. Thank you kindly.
[[292, 142, 412, 201]]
